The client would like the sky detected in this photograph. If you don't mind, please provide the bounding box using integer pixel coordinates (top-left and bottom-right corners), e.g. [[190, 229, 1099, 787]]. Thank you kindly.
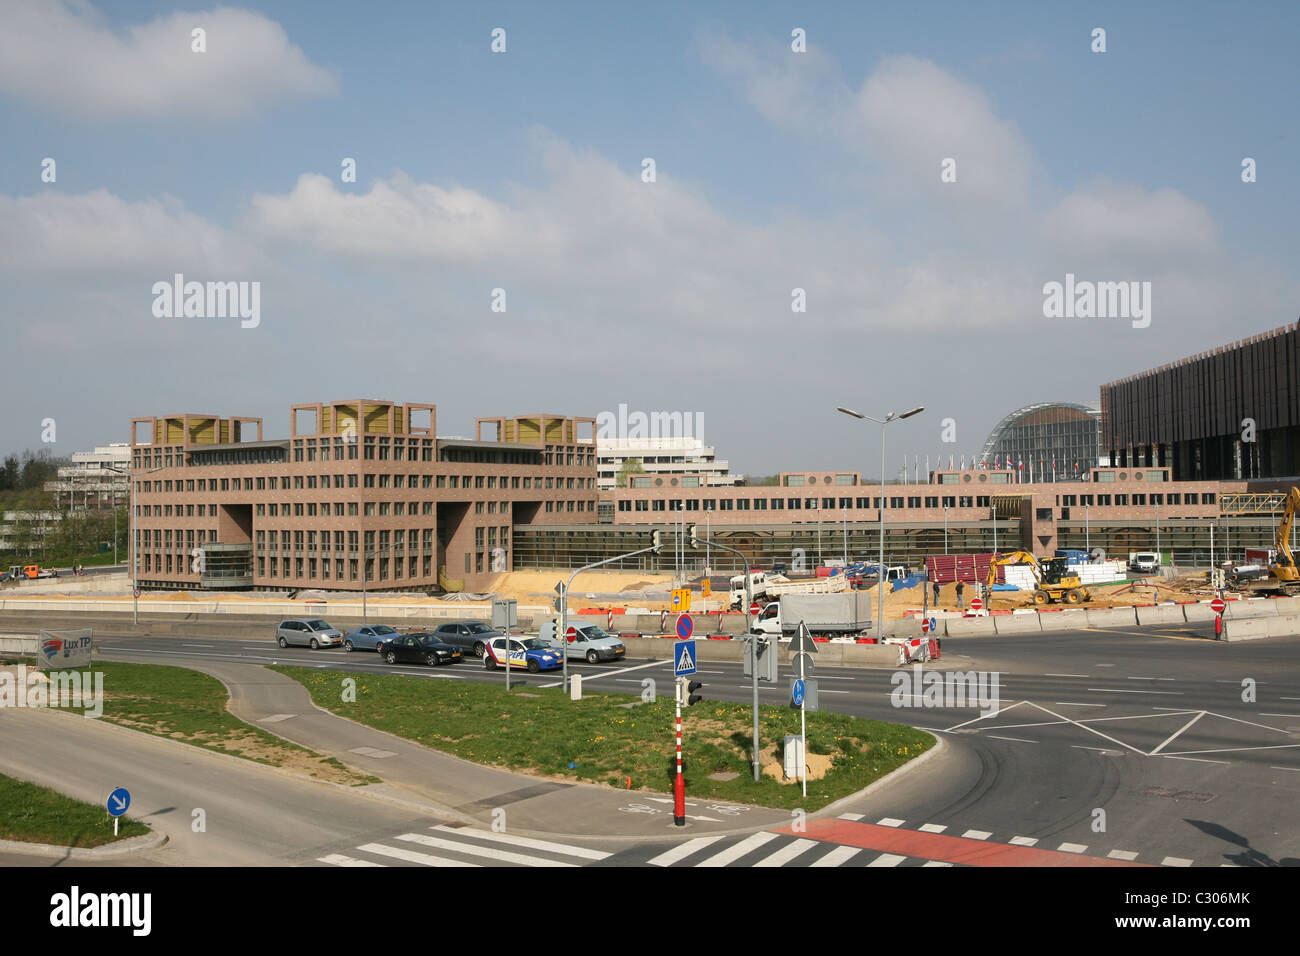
[[2, 0, 1297, 477]]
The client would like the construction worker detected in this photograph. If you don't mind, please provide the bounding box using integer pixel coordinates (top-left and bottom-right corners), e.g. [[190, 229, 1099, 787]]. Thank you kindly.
[[956, 580, 965, 609], [932, 579, 941, 606]]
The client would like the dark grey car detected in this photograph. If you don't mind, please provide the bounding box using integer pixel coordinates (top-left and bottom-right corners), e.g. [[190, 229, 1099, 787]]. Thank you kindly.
[[429, 621, 503, 658]]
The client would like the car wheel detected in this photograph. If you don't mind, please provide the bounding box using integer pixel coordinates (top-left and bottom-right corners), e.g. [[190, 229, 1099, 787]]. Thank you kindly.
[[427, 655, 440, 666], [384, 651, 397, 664], [277, 636, 288, 648], [344, 640, 354, 652], [527, 659, 541, 674], [587, 651, 599, 664], [309, 638, 319, 649], [473, 642, 485, 658], [483, 654, 496, 670]]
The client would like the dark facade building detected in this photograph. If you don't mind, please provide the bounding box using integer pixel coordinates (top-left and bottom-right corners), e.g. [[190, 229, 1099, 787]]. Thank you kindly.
[[1101, 322, 1300, 480]]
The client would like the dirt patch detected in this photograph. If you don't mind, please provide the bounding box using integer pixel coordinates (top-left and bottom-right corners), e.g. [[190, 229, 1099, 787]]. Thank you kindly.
[[759, 742, 836, 783]]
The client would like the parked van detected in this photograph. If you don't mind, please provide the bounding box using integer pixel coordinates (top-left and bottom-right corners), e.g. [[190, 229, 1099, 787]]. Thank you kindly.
[[539, 621, 626, 663], [1128, 552, 1160, 573]]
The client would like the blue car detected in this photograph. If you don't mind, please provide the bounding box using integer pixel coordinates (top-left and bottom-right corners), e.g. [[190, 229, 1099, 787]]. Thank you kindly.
[[483, 635, 564, 673], [342, 624, 400, 652]]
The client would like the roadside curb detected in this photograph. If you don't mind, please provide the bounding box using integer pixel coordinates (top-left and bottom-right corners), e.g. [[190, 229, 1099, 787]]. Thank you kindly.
[[0, 827, 167, 860], [812, 730, 946, 820]]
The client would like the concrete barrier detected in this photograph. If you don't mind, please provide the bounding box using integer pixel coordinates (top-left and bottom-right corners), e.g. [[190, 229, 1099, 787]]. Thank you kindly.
[[1135, 604, 1186, 626], [943, 616, 997, 637], [1268, 597, 1300, 615], [1267, 614, 1300, 638], [1084, 607, 1138, 627], [1221, 618, 1272, 642], [618, 636, 902, 667], [0, 634, 38, 655], [1182, 602, 1218, 623], [1224, 600, 1278, 620], [993, 614, 1042, 635]]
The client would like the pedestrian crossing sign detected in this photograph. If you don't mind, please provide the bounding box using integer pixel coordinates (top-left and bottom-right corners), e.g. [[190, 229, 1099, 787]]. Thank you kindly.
[[674, 640, 697, 676]]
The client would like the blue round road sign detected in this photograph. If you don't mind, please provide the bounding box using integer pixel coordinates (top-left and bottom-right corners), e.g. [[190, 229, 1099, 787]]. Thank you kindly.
[[676, 614, 693, 640], [792, 678, 806, 707], [106, 787, 130, 817]]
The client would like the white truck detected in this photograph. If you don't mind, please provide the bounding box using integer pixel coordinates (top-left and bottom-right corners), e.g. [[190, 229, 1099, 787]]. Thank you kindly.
[[729, 571, 850, 607], [728, 571, 769, 608], [1128, 551, 1160, 574], [750, 592, 873, 639]]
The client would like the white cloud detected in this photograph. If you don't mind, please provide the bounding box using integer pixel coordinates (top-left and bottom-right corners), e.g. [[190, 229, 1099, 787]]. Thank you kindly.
[[1042, 181, 1219, 259], [0, 1, 336, 119]]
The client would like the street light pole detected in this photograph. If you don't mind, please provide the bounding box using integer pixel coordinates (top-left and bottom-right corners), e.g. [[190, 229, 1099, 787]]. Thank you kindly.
[[837, 406, 924, 642], [105, 463, 163, 625], [698, 534, 759, 782]]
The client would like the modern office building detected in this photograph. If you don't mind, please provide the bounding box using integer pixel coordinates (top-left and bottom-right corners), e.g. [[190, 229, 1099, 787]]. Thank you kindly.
[[129, 401, 597, 592], [1101, 321, 1300, 480], [596, 435, 739, 490], [976, 402, 1101, 480], [46, 442, 131, 510]]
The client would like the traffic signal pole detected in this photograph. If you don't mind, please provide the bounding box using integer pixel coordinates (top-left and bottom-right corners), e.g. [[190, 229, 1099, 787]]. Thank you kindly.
[[674, 677, 685, 826]]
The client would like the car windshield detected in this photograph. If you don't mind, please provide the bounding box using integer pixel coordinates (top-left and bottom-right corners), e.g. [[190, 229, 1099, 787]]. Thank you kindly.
[[306, 620, 332, 631], [520, 638, 550, 650], [415, 636, 443, 647], [373, 626, 396, 635], [467, 623, 495, 634], [580, 626, 611, 640]]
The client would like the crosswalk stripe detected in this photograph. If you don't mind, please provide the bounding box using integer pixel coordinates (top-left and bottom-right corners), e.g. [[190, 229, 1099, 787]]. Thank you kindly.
[[922, 861, 954, 867], [838, 813, 865, 821], [647, 836, 723, 867], [696, 832, 780, 867], [1009, 836, 1038, 846], [811, 845, 863, 867], [1162, 856, 1193, 867], [918, 823, 947, 833], [396, 832, 576, 867], [754, 839, 819, 867], [867, 853, 907, 867], [1058, 843, 1088, 854], [318, 853, 384, 867], [877, 818, 905, 827], [1108, 850, 1139, 861], [358, 842, 479, 867], [962, 830, 992, 840], [431, 825, 610, 860]]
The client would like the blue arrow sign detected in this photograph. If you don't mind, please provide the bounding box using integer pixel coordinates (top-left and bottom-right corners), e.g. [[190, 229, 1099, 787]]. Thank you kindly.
[[929, 617, 937, 634], [676, 614, 693, 640], [673, 640, 697, 676], [792, 678, 806, 707], [106, 787, 130, 817]]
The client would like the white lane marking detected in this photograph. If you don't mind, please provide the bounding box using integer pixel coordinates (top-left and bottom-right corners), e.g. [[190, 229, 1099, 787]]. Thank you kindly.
[[318, 853, 384, 867], [1044, 673, 1090, 678], [348, 747, 397, 758], [358, 843, 478, 867], [989, 735, 1038, 743], [838, 813, 865, 821], [1271, 766, 1300, 772], [1259, 713, 1300, 718], [1009, 836, 1038, 846], [1096, 664, 1115, 667], [431, 825, 610, 861], [647, 836, 722, 867], [918, 823, 947, 833], [695, 832, 780, 867], [1162, 743, 1300, 757], [754, 839, 819, 867], [1058, 843, 1088, 853], [868, 853, 907, 867], [1087, 688, 1183, 695], [260, 714, 296, 723], [1152, 706, 1194, 711], [397, 832, 575, 867], [922, 861, 954, 867], [877, 818, 905, 828], [1108, 850, 1139, 861], [962, 830, 992, 840], [1149, 711, 1207, 756], [1126, 677, 1176, 681], [1162, 856, 1193, 867], [1159, 755, 1231, 764], [815, 676, 857, 681], [182, 643, 215, 647], [1072, 746, 1123, 754], [1022, 703, 1152, 755], [1055, 702, 1106, 707], [1280, 697, 1300, 701], [539, 657, 668, 688], [943, 699, 1030, 732], [811, 845, 863, 867], [820, 689, 851, 694]]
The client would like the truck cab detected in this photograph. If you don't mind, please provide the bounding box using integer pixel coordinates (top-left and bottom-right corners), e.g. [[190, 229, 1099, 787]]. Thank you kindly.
[[728, 571, 768, 608], [1128, 552, 1160, 574]]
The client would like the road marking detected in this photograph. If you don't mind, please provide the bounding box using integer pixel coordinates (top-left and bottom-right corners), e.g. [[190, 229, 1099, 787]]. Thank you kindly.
[[877, 818, 905, 828], [260, 714, 295, 723], [1162, 856, 1193, 867], [1096, 663, 1116, 667], [1072, 745, 1123, 754], [1149, 711, 1207, 755], [820, 689, 851, 694], [396, 832, 576, 867], [1055, 702, 1106, 707], [1159, 755, 1231, 764], [347, 747, 396, 758], [1126, 676, 1176, 681], [647, 836, 722, 867], [431, 825, 610, 860], [318, 853, 384, 867], [918, 823, 947, 833], [539, 657, 667, 688], [922, 861, 954, 867], [989, 735, 1039, 743], [838, 813, 865, 821], [695, 832, 779, 867], [358, 842, 479, 867], [1259, 713, 1300, 718], [1270, 766, 1300, 772], [1280, 697, 1300, 701], [962, 830, 992, 840], [1108, 850, 1140, 861], [754, 839, 819, 867], [1045, 673, 1090, 678], [815, 675, 857, 681], [182, 643, 215, 647], [811, 845, 862, 867], [868, 853, 907, 867], [1009, 836, 1038, 846], [1087, 688, 1183, 695], [1058, 843, 1088, 853], [1163, 743, 1300, 756]]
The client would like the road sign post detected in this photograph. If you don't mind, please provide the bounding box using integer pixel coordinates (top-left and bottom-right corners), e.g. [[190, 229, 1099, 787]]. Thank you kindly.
[[106, 786, 130, 836], [672, 640, 697, 828]]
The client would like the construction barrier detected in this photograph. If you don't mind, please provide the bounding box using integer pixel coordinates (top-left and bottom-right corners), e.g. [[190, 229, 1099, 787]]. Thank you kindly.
[[1268, 596, 1300, 614], [1224, 600, 1278, 620], [1221, 618, 1271, 642], [993, 614, 1043, 635], [1267, 614, 1300, 637], [1134, 604, 1186, 626], [1084, 607, 1139, 627], [943, 616, 997, 637], [1182, 602, 1219, 623]]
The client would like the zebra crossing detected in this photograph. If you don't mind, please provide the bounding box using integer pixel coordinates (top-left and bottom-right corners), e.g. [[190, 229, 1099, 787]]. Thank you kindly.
[[316, 824, 612, 867]]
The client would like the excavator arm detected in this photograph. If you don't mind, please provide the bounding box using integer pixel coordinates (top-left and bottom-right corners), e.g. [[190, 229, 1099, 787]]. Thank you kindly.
[[985, 550, 1042, 592], [1272, 487, 1300, 581]]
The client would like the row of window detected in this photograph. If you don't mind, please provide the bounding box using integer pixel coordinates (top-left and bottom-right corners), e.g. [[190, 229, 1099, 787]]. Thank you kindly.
[[138, 473, 595, 493], [1059, 493, 1214, 506], [617, 495, 991, 512]]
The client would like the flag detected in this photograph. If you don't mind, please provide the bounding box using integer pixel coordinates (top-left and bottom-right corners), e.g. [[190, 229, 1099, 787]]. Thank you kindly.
[[949, 454, 954, 470]]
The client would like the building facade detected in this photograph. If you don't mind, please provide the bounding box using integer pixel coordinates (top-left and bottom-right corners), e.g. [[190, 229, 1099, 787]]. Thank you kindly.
[[1101, 321, 1300, 480], [596, 435, 739, 490], [46, 443, 130, 511], [976, 402, 1101, 480], [129, 401, 597, 592]]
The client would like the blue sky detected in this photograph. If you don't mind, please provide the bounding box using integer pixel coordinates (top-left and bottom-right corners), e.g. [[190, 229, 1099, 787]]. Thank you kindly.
[[2, 0, 1297, 475]]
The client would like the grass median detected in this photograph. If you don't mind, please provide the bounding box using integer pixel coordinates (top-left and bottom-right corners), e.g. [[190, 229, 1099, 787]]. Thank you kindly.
[[271, 666, 934, 812], [1, 658, 378, 787], [0, 773, 150, 848]]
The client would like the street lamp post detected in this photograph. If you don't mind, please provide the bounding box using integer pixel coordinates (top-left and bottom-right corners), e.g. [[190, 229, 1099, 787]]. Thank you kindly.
[[943, 505, 949, 555], [105, 463, 163, 625], [837, 406, 925, 642]]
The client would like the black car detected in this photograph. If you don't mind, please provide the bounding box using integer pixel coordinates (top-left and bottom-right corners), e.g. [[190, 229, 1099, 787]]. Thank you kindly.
[[376, 634, 463, 667], [429, 621, 503, 658]]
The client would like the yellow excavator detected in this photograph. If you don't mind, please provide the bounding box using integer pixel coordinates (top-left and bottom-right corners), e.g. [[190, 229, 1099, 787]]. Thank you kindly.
[[1231, 486, 1300, 594], [985, 550, 1091, 607]]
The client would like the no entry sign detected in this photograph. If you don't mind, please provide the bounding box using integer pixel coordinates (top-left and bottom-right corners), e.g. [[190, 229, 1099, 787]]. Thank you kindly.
[[1210, 597, 1226, 615], [970, 596, 984, 611]]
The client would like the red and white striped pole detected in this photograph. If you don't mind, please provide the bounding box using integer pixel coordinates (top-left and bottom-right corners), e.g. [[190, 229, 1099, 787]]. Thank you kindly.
[[607, 609, 614, 630], [674, 679, 685, 826]]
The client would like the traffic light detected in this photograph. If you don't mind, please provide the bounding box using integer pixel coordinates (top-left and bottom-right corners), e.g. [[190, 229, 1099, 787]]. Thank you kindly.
[[686, 680, 704, 706], [652, 530, 663, 553], [688, 524, 700, 549]]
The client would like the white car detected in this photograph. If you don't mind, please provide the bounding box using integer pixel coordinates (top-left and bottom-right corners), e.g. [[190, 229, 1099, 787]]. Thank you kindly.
[[1128, 552, 1160, 573]]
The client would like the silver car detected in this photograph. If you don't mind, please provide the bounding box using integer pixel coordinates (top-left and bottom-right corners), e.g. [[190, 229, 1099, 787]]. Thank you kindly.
[[275, 618, 344, 649]]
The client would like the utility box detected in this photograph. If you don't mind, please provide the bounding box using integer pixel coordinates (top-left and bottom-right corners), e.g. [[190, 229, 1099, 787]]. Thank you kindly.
[[570, 673, 583, 701], [783, 735, 805, 781], [743, 635, 778, 682], [492, 598, 518, 631]]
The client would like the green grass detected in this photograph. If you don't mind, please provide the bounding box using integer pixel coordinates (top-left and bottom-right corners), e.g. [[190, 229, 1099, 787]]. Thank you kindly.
[[0, 773, 150, 848], [0, 658, 379, 786], [272, 666, 934, 812]]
